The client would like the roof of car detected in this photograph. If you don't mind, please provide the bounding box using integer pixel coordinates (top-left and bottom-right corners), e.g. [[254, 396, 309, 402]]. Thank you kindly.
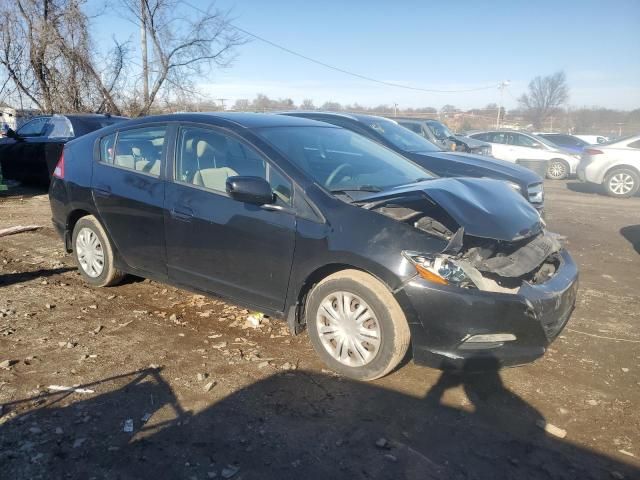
[[118, 112, 332, 129], [284, 111, 395, 125]]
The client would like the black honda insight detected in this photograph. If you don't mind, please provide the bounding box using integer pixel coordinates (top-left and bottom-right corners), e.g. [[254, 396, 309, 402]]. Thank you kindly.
[[49, 113, 578, 380]]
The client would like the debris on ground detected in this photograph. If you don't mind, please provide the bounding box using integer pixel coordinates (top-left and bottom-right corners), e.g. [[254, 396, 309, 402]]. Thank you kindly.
[[203, 381, 216, 392], [243, 311, 264, 329], [536, 420, 567, 439], [0, 359, 17, 369], [0, 225, 42, 238], [48, 385, 95, 394]]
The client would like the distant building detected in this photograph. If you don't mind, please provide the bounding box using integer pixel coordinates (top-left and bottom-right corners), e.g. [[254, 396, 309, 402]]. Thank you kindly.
[[0, 105, 41, 131]]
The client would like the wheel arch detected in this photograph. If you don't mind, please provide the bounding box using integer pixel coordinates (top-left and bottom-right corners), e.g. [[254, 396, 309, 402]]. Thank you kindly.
[[286, 263, 394, 335], [603, 163, 640, 180], [64, 209, 92, 251]]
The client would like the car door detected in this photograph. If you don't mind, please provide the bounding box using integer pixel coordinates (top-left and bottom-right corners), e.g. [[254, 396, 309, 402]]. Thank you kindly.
[[484, 132, 514, 161], [164, 124, 296, 312], [0, 116, 50, 182], [92, 124, 169, 277], [507, 133, 546, 161]]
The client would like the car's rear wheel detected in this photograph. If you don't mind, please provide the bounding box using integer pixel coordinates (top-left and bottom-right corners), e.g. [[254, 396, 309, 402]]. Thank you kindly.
[[546, 159, 569, 180], [72, 215, 125, 287], [306, 270, 410, 380], [604, 168, 639, 198]]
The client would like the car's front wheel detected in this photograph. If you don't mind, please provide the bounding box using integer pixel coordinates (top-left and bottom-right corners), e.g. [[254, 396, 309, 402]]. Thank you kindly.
[[546, 159, 569, 180], [306, 270, 410, 380], [72, 215, 125, 287], [604, 167, 639, 198]]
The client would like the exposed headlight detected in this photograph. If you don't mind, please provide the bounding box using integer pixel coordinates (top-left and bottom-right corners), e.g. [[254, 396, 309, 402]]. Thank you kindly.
[[527, 183, 544, 204], [403, 251, 476, 288]]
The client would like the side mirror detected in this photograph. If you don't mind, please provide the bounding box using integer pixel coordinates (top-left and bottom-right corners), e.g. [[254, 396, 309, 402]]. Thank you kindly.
[[6, 128, 22, 141], [226, 176, 274, 205]]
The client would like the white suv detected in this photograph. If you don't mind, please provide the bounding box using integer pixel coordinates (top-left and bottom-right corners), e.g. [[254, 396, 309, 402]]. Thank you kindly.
[[578, 135, 640, 197], [469, 131, 580, 180]]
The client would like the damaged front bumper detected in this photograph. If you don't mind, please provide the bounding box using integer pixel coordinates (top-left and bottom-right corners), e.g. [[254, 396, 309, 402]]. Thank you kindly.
[[398, 248, 578, 370]]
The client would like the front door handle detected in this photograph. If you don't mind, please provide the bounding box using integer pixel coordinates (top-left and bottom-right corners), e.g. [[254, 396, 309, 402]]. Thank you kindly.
[[171, 206, 193, 221]]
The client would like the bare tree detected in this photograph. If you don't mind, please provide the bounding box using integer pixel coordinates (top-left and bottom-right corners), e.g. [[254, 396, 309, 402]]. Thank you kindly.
[[518, 71, 569, 129], [118, 0, 245, 116], [0, 0, 126, 114]]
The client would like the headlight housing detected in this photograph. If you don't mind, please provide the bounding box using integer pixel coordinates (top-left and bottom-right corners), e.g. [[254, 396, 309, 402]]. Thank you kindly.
[[527, 183, 544, 204], [403, 251, 476, 288]]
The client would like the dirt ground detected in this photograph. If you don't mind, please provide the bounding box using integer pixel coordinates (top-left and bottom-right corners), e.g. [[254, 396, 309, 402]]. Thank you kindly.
[[0, 180, 639, 479]]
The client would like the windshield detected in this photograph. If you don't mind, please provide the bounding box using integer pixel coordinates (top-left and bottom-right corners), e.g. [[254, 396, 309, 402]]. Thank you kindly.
[[366, 118, 442, 153], [255, 126, 434, 193], [426, 120, 454, 140]]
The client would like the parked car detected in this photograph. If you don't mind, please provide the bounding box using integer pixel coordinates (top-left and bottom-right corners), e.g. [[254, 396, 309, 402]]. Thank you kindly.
[[468, 130, 581, 180], [535, 133, 590, 154], [283, 112, 544, 213], [50, 112, 577, 380], [578, 135, 640, 197], [574, 134, 609, 145], [0, 113, 127, 185], [394, 118, 492, 156]]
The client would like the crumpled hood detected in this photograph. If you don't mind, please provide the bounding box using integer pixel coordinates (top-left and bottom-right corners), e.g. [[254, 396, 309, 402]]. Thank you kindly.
[[361, 177, 543, 242]]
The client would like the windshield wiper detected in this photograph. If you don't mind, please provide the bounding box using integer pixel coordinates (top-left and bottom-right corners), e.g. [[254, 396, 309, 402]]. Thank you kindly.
[[330, 185, 382, 194]]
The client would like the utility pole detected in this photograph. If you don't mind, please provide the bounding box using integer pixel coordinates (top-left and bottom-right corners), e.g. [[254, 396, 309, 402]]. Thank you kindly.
[[141, 0, 149, 107], [496, 80, 510, 129], [393, 103, 398, 117], [217, 98, 228, 111]]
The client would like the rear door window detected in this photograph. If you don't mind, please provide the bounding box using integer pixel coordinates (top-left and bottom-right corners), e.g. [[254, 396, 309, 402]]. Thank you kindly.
[[488, 132, 507, 144], [112, 126, 167, 177]]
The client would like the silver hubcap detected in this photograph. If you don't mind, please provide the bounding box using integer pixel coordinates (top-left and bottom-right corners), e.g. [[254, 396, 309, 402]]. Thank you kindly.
[[548, 161, 566, 179], [316, 291, 381, 367], [76, 227, 105, 278], [609, 173, 635, 195]]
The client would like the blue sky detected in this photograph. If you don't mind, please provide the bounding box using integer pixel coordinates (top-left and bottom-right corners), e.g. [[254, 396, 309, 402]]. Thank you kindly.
[[89, 0, 640, 110]]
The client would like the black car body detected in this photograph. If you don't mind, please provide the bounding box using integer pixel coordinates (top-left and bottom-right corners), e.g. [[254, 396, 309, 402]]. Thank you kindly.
[[0, 114, 127, 185], [49, 113, 577, 379], [283, 112, 545, 212], [395, 117, 492, 156]]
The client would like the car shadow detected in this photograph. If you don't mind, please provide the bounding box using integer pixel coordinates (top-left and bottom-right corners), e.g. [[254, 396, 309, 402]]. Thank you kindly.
[[621, 225, 640, 254], [565, 181, 605, 196], [1, 365, 637, 479], [0, 183, 48, 199], [0, 267, 74, 287]]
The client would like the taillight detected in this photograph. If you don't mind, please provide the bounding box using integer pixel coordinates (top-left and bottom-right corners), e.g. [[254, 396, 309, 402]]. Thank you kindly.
[[585, 148, 603, 155], [53, 151, 65, 179]]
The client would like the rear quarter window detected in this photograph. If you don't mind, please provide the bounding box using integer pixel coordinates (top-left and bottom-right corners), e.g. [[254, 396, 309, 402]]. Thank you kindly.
[[99, 133, 117, 164]]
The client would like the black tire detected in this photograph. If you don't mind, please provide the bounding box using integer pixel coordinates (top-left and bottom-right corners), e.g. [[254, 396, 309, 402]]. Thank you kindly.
[[546, 159, 569, 180], [72, 215, 125, 287], [305, 269, 410, 381], [604, 167, 640, 198]]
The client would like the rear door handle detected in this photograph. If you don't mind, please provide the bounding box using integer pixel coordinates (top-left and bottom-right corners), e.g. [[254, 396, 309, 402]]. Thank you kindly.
[[94, 185, 111, 197], [171, 206, 194, 221]]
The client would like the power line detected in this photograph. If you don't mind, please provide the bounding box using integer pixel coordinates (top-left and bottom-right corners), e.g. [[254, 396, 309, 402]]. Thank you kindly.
[[183, 1, 499, 94]]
